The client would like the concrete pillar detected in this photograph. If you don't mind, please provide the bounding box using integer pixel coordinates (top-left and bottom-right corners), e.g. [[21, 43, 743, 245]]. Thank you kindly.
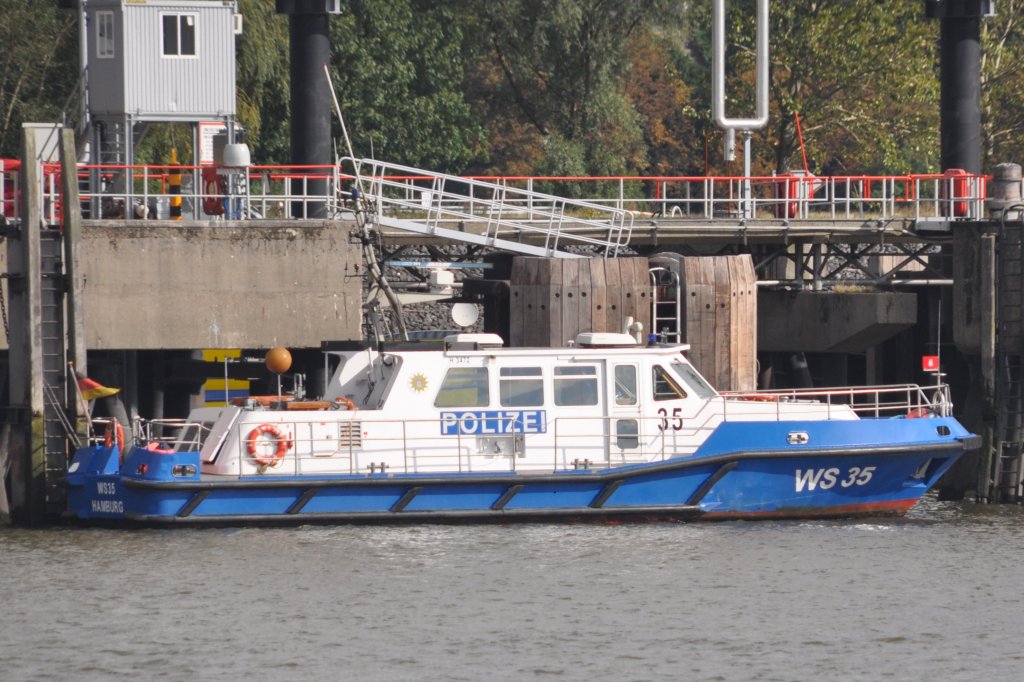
[[988, 163, 1023, 221], [6, 130, 46, 525]]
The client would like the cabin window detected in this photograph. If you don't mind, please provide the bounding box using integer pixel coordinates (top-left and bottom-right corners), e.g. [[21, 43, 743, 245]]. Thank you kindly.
[[653, 365, 687, 401], [554, 365, 598, 406], [614, 365, 638, 405], [671, 358, 717, 399], [434, 367, 490, 408], [616, 419, 639, 449], [96, 11, 115, 59], [162, 13, 197, 57], [500, 367, 543, 407]]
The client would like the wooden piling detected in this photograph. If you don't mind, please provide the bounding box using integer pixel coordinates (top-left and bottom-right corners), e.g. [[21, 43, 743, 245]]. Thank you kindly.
[[509, 257, 651, 346], [651, 253, 757, 392]]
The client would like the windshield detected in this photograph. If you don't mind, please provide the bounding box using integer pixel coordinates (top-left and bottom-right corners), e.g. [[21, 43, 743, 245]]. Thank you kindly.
[[670, 358, 717, 399]]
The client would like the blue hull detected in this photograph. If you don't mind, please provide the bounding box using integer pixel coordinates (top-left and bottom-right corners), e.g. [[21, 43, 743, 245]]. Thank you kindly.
[[66, 418, 979, 525]]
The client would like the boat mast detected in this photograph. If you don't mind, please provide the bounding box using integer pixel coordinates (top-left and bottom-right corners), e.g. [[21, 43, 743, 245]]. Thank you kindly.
[[323, 65, 409, 344]]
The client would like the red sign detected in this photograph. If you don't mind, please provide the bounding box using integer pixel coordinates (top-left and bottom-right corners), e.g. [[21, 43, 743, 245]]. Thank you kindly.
[[922, 355, 940, 372]]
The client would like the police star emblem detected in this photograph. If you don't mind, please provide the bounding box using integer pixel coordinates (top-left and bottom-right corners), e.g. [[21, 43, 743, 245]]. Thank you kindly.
[[410, 373, 428, 392]]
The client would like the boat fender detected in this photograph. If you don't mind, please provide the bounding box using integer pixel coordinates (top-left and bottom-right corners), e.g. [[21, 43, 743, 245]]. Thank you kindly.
[[245, 423, 291, 466], [736, 393, 779, 402], [335, 396, 357, 411], [103, 420, 125, 452], [230, 394, 295, 407]]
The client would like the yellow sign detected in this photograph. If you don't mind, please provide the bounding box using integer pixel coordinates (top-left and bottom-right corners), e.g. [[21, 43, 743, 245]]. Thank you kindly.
[[202, 349, 250, 406]]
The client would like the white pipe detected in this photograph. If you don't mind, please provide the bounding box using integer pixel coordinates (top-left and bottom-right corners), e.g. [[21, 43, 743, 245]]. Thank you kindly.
[[712, 0, 770, 131]]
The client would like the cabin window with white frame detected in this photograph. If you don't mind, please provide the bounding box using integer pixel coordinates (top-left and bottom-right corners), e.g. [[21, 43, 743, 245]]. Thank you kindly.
[[653, 365, 687, 401], [614, 365, 638, 405], [162, 13, 197, 57], [434, 367, 490, 408], [96, 11, 115, 59], [554, 366, 598, 406], [500, 367, 543, 407], [616, 419, 639, 449]]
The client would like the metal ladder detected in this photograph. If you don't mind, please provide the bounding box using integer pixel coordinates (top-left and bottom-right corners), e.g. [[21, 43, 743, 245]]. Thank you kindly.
[[991, 215, 1024, 502], [337, 158, 635, 259], [39, 228, 72, 515], [649, 266, 682, 343]]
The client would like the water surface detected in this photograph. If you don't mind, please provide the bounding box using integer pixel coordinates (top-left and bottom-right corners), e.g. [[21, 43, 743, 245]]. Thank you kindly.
[[2, 497, 1022, 681]]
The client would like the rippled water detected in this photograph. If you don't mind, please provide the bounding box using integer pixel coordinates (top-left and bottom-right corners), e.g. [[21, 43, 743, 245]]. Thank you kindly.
[[2, 497, 1023, 681]]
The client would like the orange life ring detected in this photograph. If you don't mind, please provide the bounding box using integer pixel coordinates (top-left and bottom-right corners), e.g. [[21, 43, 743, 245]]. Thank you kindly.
[[104, 420, 125, 451], [202, 167, 225, 216], [245, 423, 291, 466]]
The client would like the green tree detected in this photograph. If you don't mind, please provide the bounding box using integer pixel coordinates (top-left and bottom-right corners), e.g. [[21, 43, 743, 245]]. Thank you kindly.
[[682, 0, 940, 176], [328, 0, 481, 172], [0, 2, 77, 158], [463, 0, 685, 178], [235, 0, 291, 164], [982, 1, 1024, 169]]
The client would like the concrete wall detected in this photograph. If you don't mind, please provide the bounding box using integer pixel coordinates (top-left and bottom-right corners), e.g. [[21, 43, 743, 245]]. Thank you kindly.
[[1, 220, 363, 350], [758, 290, 917, 353]]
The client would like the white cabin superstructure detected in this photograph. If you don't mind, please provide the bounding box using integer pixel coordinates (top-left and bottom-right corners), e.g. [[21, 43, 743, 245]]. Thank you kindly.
[[191, 334, 867, 478]]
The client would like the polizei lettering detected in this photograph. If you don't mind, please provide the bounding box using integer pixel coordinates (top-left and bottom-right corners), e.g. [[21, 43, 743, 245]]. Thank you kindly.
[[440, 410, 546, 436], [795, 466, 876, 492]]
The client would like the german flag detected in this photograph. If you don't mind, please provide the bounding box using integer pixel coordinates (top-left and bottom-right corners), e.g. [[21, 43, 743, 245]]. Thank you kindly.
[[76, 374, 119, 401]]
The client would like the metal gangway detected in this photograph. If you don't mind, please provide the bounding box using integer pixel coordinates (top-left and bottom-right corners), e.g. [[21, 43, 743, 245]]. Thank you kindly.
[[336, 158, 635, 259]]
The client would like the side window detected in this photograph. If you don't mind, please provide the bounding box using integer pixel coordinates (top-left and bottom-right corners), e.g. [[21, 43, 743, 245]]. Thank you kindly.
[[434, 367, 490, 408], [616, 419, 639, 450], [96, 11, 115, 59], [554, 366, 598, 406], [653, 365, 687, 401], [500, 367, 543, 407], [614, 365, 638, 405], [162, 14, 197, 57]]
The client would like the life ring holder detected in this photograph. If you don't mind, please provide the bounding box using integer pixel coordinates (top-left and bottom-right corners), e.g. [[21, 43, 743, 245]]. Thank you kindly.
[[201, 167, 226, 216], [245, 423, 291, 467]]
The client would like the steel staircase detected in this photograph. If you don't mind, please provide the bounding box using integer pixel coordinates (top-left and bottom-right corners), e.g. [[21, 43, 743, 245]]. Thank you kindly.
[[337, 158, 635, 259]]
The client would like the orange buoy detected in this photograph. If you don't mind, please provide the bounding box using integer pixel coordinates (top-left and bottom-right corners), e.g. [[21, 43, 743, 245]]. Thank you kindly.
[[265, 347, 292, 374]]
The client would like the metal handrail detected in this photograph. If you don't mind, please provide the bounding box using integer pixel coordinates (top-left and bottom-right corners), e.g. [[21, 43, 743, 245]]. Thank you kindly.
[[183, 383, 953, 478], [720, 383, 952, 418], [7, 161, 990, 227]]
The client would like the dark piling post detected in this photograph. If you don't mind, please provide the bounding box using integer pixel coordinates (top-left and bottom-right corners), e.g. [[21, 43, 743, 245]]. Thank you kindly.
[[924, 0, 992, 173], [276, 1, 344, 219], [925, 1, 995, 500]]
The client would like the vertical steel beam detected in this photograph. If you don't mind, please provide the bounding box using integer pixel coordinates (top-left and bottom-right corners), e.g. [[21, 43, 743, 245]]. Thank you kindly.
[[287, 11, 331, 218]]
